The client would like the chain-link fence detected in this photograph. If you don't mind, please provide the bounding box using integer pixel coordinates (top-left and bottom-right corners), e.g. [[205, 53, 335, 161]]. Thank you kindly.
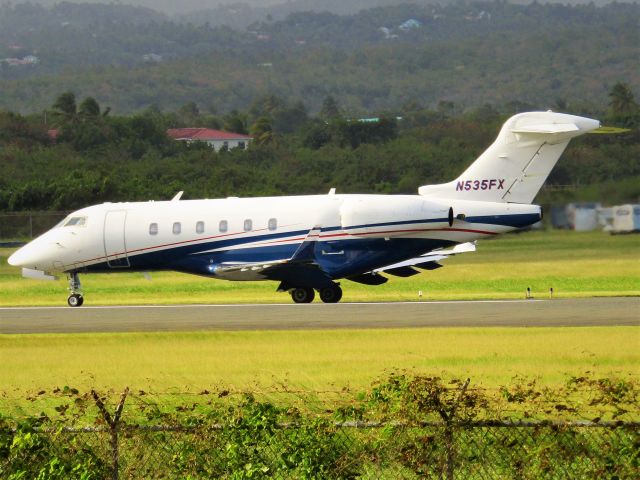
[[0, 373, 640, 480], [3, 420, 638, 479], [0, 211, 69, 241], [2, 384, 639, 480]]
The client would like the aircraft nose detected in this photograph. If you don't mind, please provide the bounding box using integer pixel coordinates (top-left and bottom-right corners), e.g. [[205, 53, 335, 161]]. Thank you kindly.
[[8, 244, 35, 267], [8, 241, 56, 269]]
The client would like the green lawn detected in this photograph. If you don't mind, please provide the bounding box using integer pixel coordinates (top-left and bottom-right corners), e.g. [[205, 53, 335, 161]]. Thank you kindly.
[[1, 326, 637, 407], [1, 230, 639, 306], [1, 229, 638, 413]]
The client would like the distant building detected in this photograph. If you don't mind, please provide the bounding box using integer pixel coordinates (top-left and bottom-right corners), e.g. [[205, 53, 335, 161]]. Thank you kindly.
[[47, 129, 59, 143], [399, 19, 422, 31], [142, 53, 163, 63], [167, 128, 252, 152], [379, 27, 398, 40], [2, 55, 39, 66]]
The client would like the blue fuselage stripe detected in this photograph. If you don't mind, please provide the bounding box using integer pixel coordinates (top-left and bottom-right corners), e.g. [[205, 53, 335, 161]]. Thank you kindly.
[[82, 212, 538, 278]]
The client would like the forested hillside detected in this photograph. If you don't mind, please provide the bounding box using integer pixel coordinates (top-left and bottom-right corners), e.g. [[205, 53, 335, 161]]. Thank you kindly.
[[1, 87, 638, 212], [0, 2, 637, 114]]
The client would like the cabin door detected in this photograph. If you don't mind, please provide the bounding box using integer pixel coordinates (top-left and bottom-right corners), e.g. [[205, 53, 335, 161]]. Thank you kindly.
[[104, 210, 130, 268]]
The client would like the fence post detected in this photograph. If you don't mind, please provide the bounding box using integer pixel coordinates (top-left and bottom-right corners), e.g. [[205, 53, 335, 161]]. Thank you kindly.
[[92, 388, 129, 480], [434, 378, 470, 480]]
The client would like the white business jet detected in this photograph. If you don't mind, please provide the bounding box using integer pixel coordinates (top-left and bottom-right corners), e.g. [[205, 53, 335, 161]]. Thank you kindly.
[[8, 111, 600, 306]]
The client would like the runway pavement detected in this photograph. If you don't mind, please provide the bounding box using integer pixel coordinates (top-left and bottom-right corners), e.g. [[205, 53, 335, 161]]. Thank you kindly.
[[0, 297, 638, 334]]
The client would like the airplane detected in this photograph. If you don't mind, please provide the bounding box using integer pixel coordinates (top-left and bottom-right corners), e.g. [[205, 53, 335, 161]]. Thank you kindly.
[[8, 111, 600, 306]]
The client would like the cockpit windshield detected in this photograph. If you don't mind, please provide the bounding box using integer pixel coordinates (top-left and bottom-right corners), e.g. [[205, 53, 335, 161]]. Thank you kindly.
[[63, 216, 87, 227]]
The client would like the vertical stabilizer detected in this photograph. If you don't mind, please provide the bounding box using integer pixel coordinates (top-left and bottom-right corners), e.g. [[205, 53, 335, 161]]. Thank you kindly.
[[418, 112, 600, 203]]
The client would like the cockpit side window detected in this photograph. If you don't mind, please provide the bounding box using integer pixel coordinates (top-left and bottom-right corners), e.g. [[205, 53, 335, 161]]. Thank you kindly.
[[64, 216, 87, 227]]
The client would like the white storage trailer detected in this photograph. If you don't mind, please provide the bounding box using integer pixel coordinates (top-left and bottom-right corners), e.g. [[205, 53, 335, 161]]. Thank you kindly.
[[612, 204, 640, 233]]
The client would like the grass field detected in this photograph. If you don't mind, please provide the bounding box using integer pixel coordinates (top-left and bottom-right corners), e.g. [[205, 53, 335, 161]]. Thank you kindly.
[[1, 326, 638, 396], [1, 230, 639, 306], [1, 229, 638, 411]]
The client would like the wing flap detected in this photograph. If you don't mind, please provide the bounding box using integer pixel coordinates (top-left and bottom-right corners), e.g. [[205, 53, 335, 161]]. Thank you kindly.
[[347, 272, 389, 285], [385, 266, 420, 277]]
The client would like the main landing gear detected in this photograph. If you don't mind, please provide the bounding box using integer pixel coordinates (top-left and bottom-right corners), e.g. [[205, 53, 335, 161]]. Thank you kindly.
[[67, 272, 84, 307], [289, 284, 343, 304]]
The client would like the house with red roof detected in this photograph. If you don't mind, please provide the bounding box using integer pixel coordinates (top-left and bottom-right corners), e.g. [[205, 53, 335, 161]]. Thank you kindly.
[[166, 128, 252, 152]]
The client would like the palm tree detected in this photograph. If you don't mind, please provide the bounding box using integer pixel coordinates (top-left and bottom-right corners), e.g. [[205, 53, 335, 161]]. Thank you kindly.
[[78, 97, 101, 118], [608, 82, 637, 115], [52, 91, 77, 123], [250, 117, 273, 145]]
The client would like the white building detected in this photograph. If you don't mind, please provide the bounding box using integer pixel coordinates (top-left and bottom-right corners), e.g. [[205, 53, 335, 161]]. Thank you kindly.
[[167, 128, 252, 152]]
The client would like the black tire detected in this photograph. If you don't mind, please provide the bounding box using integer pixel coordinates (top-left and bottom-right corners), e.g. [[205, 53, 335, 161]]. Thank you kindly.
[[291, 287, 315, 303], [67, 294, 83, 307], [319, 285, 343, 303]]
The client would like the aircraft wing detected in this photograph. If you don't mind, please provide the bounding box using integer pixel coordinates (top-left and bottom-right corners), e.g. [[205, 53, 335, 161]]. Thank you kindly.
[[374, 241, 476, 273], [211, 226, 334, 288], [348, 242, 476, 284]]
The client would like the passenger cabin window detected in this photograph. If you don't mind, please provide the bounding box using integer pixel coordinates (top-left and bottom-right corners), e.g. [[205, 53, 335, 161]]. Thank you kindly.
[[268, 218, 277, 231], [149, 223, 158, 235], [64, 217, 87, 227], [173, 222, 181, 235], [219, 220, 228, 233], [244, 219, 253, 232], [196, 221, 205, 234]]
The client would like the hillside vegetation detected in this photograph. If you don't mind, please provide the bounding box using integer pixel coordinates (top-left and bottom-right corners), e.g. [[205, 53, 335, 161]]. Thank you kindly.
[[0, 2, 637, 114], [1, 77, 639, 213]]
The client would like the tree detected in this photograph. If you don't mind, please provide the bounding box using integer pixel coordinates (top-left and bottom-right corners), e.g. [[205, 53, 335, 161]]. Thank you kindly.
[[272, 101, 308, 134], [249, 94, 285, 118], [608, 82, 637, 115], [320, 95, 341, 119], [79, 97, 101, 118], [178, 101, 200, 125], [223, 111, 248, 134], [52, 91, 77, 122], [250, 116, 273, 145]]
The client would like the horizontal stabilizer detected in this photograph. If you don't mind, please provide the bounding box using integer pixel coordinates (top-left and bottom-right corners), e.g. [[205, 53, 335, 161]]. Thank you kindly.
[[589, 126, 631, 134], [511, 123, 579, 134]]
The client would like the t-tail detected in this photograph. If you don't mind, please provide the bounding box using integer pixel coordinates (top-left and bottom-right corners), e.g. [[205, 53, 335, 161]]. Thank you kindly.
[[419, 111, 600, 203]]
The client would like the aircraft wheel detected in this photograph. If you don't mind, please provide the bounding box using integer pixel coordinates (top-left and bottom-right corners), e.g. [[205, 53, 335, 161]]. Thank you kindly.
[[319, 284, 342, 303], [291, 287, 314, 304], [68, 294, 84, 307]]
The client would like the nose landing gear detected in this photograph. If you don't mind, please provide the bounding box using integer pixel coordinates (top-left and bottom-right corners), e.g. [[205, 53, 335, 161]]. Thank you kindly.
[[67, 272, 84, 307]]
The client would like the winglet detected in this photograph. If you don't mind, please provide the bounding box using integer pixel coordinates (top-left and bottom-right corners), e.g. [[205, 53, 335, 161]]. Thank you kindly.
[[171, 191, 184, 201], [290, 226, 321, 262]]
